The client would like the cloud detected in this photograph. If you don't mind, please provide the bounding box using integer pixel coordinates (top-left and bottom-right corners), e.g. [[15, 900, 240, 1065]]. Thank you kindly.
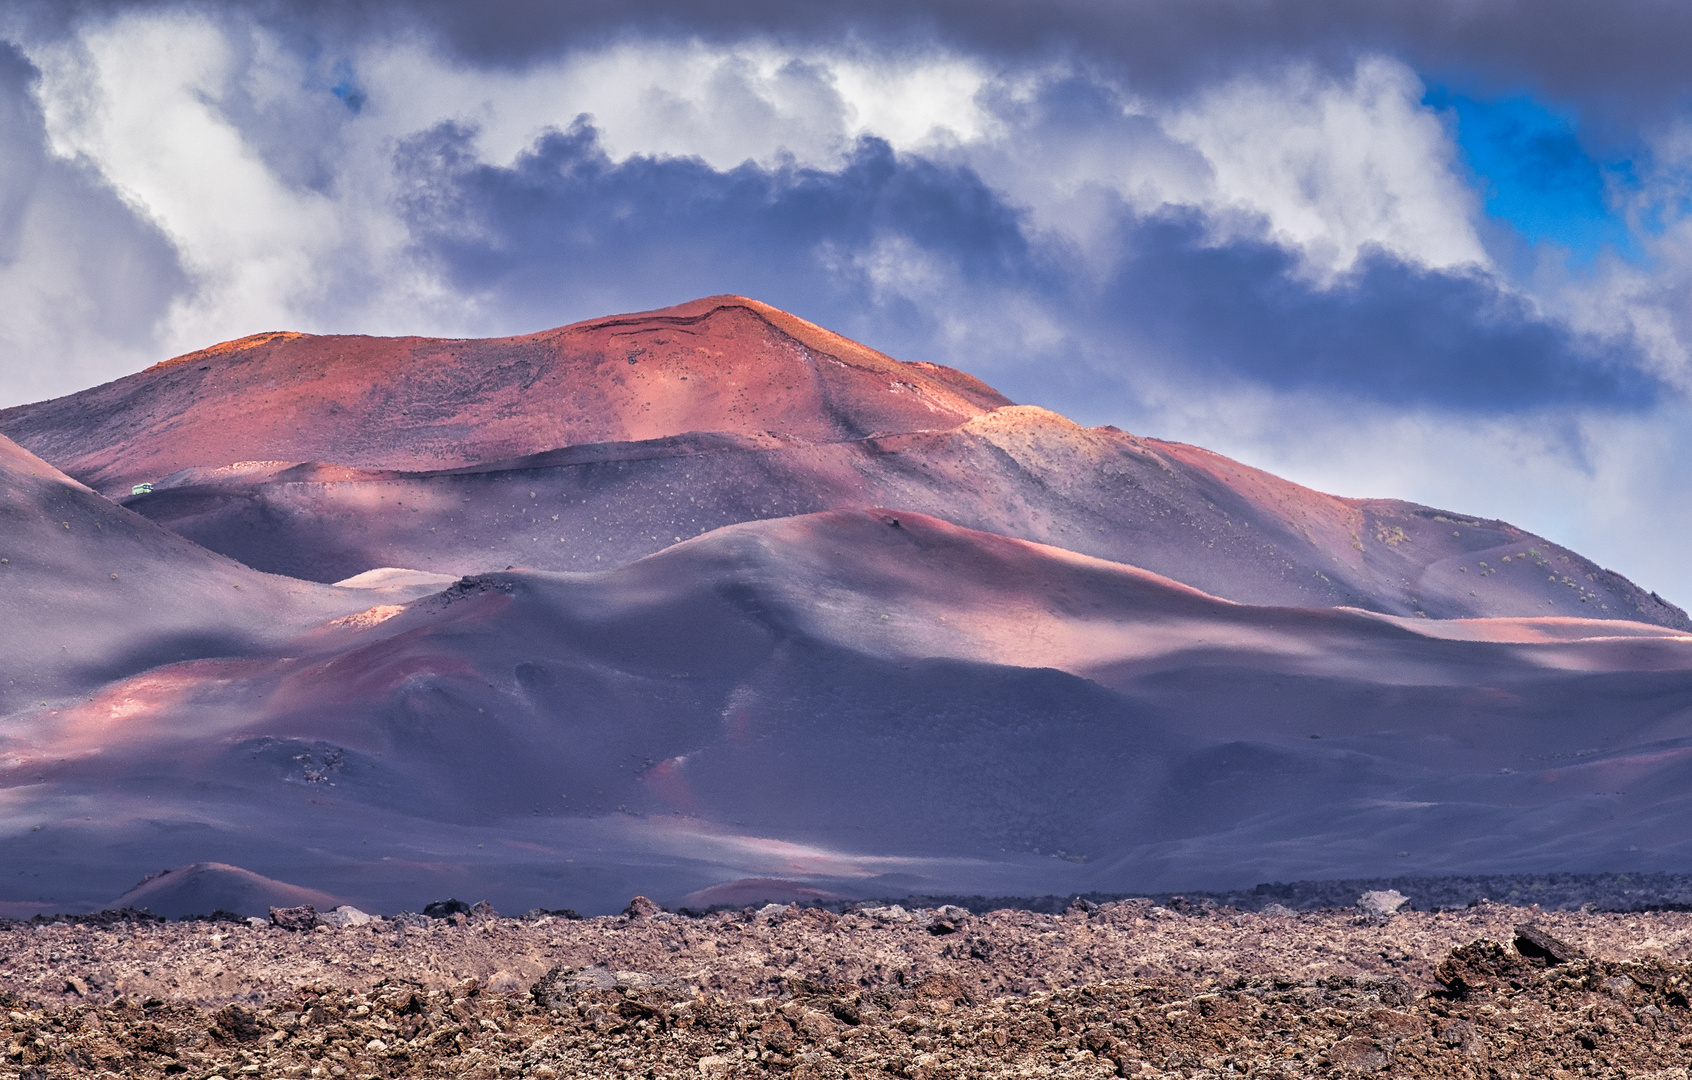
[[395, 119, 1040, 346], [352, 35, 994, 174], [32, 13, 404, 345], [0, 39, 187, 405], [0, 7, 1688, 604], [1095, 210, 1655, 411], [397, 115, 1655, 415], [20, 0, 1692, 134], [1162, 57, 1486, 275]]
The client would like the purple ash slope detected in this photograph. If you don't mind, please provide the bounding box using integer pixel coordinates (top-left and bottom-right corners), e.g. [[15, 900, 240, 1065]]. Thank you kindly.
[[1, 510, 1689, 914], [0, 433, 383, 715]]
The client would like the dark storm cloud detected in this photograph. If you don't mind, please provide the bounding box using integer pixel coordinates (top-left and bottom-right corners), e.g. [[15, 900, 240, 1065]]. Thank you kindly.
[[398, 119, 1656, 415], [395, 121, 1038, 356], [0, 41, 188, 386], [15, 0, 1692, 133], [1099, 211, 1655, 410]]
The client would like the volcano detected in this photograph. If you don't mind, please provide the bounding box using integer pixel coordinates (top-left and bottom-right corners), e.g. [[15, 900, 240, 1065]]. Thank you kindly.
[[0, 296, 1007, 495], [3, 298, 1681, 628], [0, 297, 1688, 915]]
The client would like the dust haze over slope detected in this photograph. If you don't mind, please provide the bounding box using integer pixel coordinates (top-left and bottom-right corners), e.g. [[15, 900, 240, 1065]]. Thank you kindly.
[[3, 510, 1692, 916]]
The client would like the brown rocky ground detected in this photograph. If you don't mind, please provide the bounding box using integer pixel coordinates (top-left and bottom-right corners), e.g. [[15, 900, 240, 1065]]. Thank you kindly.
[[4, 899, 1691, 1078]]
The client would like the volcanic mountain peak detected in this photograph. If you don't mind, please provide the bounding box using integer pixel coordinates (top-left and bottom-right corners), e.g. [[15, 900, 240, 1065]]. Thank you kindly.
[[580, 295, 978, 391], [144, 331, 307, 372], [4, 295, 1684, 630], [0, 296, 1009, 494]]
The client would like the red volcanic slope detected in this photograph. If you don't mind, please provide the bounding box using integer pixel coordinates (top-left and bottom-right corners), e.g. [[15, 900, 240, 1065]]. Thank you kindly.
[[124, 406, 1689, 626], [5, 295, 1683, 627], [0, 296, 1009, 495]]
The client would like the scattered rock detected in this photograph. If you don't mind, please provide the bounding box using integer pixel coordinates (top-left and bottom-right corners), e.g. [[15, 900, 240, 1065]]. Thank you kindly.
[[623, 895, 661, 919], [531, 965, 573, 1009], [1326, 1034, 1389, 1072], [913, 972, 971, 1005], [1435, 938, 1531, 997], [522, 907, 582, 921], [613, 969, 681, 991], [1363, 1007, 1427, 1044], [485, 970, 523, 994], [422, 898, 470, 919], [1, 911, 1690, 1079], [1437, 1018, 1487, 1058], [925, 904, 971, 935], [213, 1003, 264, 1043], [268, 904, 319, 931], [63, 975, 87, 995], [320, 905, 374, 928], [1356, 890, 1409, 917], [1514, 922, 1583, 964]]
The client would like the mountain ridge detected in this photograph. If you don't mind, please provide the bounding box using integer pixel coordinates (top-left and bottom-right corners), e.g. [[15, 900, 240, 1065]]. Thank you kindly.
[[108, 406, 1690, 627]]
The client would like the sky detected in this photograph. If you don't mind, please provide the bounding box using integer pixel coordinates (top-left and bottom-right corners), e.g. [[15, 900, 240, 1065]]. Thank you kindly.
[[1, 0, 1691, 605]]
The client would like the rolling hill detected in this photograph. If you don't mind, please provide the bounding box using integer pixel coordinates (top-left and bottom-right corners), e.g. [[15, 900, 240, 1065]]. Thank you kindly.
[[2, 509, 1689, 914]]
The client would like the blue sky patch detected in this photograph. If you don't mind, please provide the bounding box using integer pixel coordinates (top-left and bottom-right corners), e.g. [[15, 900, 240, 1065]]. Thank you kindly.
[[329, 60, 365, 114], [1424, 87, 1638, 263]]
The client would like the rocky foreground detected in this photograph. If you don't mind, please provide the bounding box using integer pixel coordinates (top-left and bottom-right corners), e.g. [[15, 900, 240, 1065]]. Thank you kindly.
[[4, 898, 1692, 1078]]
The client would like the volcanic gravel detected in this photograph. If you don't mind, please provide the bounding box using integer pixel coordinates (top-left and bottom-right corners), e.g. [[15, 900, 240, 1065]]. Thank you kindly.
[[4, 899, 1692, 1078]]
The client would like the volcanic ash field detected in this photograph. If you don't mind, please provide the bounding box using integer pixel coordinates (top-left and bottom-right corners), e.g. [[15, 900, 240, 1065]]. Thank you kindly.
[[5, 897, 1692, 1079]]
